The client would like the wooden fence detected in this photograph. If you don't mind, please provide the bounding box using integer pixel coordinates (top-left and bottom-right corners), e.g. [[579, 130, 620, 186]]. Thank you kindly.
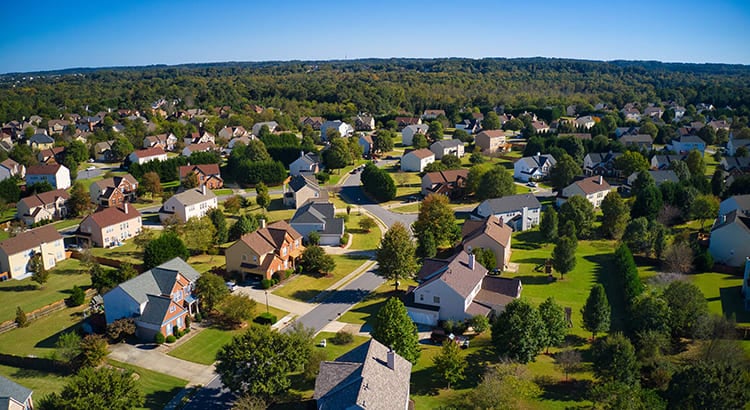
[[0, 288, 97, 335], [69, 250, 144, 272]]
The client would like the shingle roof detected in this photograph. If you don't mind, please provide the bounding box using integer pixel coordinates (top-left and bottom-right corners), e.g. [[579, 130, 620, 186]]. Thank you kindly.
[[238, 220, 302, 256], [131, 146, 166, 158], [404, 148, 434, 160], [620, 134, 653, 144], [138, 294, 173, 325], [80, 206, 140, 230], [417, 250, 488, 299], [288, 173, 319, 192], [462, 218, 512, 248], [476, 130, 507, 139], [423, 169, 468, 186], [18, 189, 69, 209], [0, 375, 32, 406], [431, 139, 463, 150], [517, 154, 556, 170], [0, 224, 61, 255], [168, 186, 217, 206], [0, 158, 18, 170], [108, 258, 200, 305], [179, 164, 221, 179], [676, 135, 705, 144], [26, 164, 62, 175], [473, 194, 541, 218], [29, 133, 54, 144], [568, 176, 611, 195], [291, 200, 345, 236], [585, 152, 621, 164]]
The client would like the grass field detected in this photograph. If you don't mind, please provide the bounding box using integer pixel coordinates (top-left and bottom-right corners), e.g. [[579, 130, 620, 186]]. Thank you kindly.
[[108, 360, 188, 410], [0, 258, 94, 323], [186, 253, 225, 274], [90, 240, 142, 265], [0, 364, 68, 399], [168, 327, 242, 365], [272, 255, 370, 302], [339, 280, 418, 327], [212, 188, 233, 196], [344, 212, 382, 250], [0, 303, 85, 357]]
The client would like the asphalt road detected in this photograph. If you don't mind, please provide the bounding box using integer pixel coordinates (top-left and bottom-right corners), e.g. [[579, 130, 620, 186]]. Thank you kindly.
[[182, 375, 236, 410]]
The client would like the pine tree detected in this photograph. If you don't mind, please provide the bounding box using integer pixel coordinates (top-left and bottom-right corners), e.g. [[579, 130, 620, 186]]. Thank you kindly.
[[582, 284, 611, 339], [372, 297, 421, 364], [255, 182, 270, 210], [15, 306, 27, 328], [540, 207, 558, 242], [552, 235, 577, 279], [433, 340, 466, 389]]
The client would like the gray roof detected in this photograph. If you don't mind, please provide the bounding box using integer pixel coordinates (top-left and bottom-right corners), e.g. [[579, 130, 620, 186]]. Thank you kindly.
[[473, 193, 542, 218], [314, 339, 412, 410], [288, 173, 319, 192], [108, 257, 200, 304], [169, 186, 217, 206], [629, 170, 679, 186], [138, 294, 172, 325], [585, 151, 622, 164], [517, 154, 556, 169], [29, 133, 54, 144], [0, 375, 32, 405], [294, 152, 319, 167], [430, 139, 463, 150], [620, 134, 653, 144], [676, 135, 705, 144], [290, 200, 345, 236]]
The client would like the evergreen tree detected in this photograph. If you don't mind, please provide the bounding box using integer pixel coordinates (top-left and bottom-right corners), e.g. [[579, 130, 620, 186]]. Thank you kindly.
[[540, 207, 558, 242], [552, 235, 577, 279], [631, 185, 663, 220], [229, 215, 258, 241], [550, 153, 582, 191], [433, 340, 466, 389], [614, 244, 644, 306], [372, 297, 421, 364], [143, 232, 189, 269], [208, 208, 228, 244], [582, 284, 611, 338], [559, 195, 595, 238], [600, 192, 629, 240], [255, 182, 270, 210]]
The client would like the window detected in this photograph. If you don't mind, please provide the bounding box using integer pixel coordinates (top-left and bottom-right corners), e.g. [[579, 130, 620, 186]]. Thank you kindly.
[[433, 296, 440, 304], [173, 291, 182, 302], [419, 294, 424, 301], [169, 305, 176, 313], [282, 247, 287, 256], [253, 256, 258, 262], [242, 254, 247, 261]]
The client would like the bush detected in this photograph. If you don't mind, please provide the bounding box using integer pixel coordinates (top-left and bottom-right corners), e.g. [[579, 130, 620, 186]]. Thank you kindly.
[[154, 333, 165, 344], [694, 248, 714, 272], [261, 279, 273, 289], [173, 327, 180, 337], [442, 319, 467, 335], [255, 312, 277, 325], [194, 312, 203, 322], [166, 335, 176, 343], [340, 233, 349, 246], [185, 315, 192, 328], [470, 315, 490, 334], [15, 306, 27, 328], [68, 286, 86, 306], [308, 231, 320, 245], [331, 330, 354, 345], [316, 171, 330, 184]]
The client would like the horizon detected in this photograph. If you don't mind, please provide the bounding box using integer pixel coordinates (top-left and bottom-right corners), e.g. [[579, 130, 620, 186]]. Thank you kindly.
[[1, 0, 749, 74]]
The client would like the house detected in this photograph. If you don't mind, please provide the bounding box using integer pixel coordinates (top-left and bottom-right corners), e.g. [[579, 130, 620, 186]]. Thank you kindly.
[[225, 220, 303, 280], [217, 126, 248, 140], [159, 185, 218, 223], [76, 204, 141, 248], [16, 189, 70, 226], [0, 225, 65, 280], [583, 151, 622, 176], [462, 217, 513, 269], [37, 147, 65, 164], [615, 126, 639, 138], [143, 133, 177, 151], [185, 131, 215, 145], [0, 375, 34, 410], [475, 130, 509, 153], [299, 117, 325, 131], [514, 154, 557, 182], [320, 120, 354, 139], [284, 173, 326, 208], [531, 120, 550, 134], [470, 193, 542, 231], [28, 133, 54, 150], [48, 119, 70, 135], [103, 258, 200, 340], [354, 115, 375, 131], [90, 174, 139, 208], [128, 146, 167, 165], [621, 107, 642, 122], [707, 119, 731, 131], [557, 176, 612, 208], [709, 209, 750, 267], [742, 258, 750, 310], [720, 157, 750, 177], [225, 135, 254, 154], [401, 149, 435, 172], [0, 158, 25, 181], [454, 118, 481, 134], [181, 142, 217, 157], [650, 154, 686, 170], [358, 134, 373, 155], [401, 124, 429, 146], [314, 339, 412, 410], [251, 121, 279, 135], [575, 115, 596, 130], [25, 164, 71, 190], [404, 250, 522, 325], [624, 170, 679, 193], [719, 195, 750, 218], [289, 151, 320, 176], [619, 134, 654, 150], [643, 106, 664, 119], [422, 109, 446, 120], [429, 139, 465, 159], [395, 116, 422, 131], [668, 136, 706, 155], [726, 134, 750, 156], [421, 169, 468, 198], [179, 164, 223, 189], [94, 140, 117, 162], [290, 199, 345, 246]]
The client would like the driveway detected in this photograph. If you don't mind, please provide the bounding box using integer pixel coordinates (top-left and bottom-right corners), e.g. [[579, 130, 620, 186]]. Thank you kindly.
[[108, 342, 215, 387]]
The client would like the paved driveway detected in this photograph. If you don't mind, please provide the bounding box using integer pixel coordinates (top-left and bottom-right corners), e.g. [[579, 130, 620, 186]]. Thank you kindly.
[[108, 342, 215, 386]]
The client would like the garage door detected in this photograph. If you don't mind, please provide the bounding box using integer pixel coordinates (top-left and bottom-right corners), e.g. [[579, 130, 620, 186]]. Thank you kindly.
[[408, 310, 437, 326]]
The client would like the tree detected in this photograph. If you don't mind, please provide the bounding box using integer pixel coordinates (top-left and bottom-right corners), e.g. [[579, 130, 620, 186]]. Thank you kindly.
[[68, 182, 93, 217], [30, 253, 49, 288], [15, 306, 27, 328], [38, 367, 143, 410], [630, 294, 671, 336], [662, 241, 694, 274], [68, 285, 86, 306], [666, 361, 750, 410], [711, 169, 725, 197], [182, 171, 199, 189], [133, 228, 155, 251], [111, 137, 134, 161], [360, 163, 396, 202], [614, 244, 644, 306], [412, 194, 460, 249], [300, 245, 336, 275], [307, 231, 320, 246], [417, 230, 437, 258], [182, 216, 216, 254], [591, 332, 639, 384], [255, 182, 270, 210], [141, 171, 162, 197], [640, 121, 659, 138], [466, 364, 542, 409], [589, 381, 663, 410], [669, 159, 691, 181], [685, 149, 706, 177], [440, 153, 461, 169], [143, 232, 189, 269], [582, 284, 611, 338], [372, 297, 421, 364], [218, 294, 257, 328], [614, 150, 649, 176], [475, 166, 516, 200], [550, 153, 582, 191], [54, 332, 81, 365], [106, 318, 136, 343], [0, 178, 21, 203], [540, 206, 558, 242], [358, 216, 375, 232], [559, 195, 595, 238], [558, 136, 585, 163], [412, 133, 429, 149], [372, 131, 394, 153], [552, 235, 577, 279], [229, 214, 258, 241], [224, 195, 243, 214], [491, 299, 545, 364], [472, 248, 497, 270], [79, 334, 109, 368], [433, 340, 466, 389], [245, 140, 271, 162], [482, 111, 501, 130], [539, 297, 568, 353], [555, 349, 582, 381], [196, 272, 230, 312], [231, 395, 267, 410], [465, 162, 494, 194], [600, 192, 629, 240], [631, 185, 663, 220], [470, 315, 490, 334], [691, 194, 719, 230], [662, 281, 708, 339], [427, 120, 444, 141], [208, 208, 228, 244]]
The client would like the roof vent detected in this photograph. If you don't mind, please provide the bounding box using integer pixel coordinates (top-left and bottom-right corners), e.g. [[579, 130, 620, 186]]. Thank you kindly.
[[387, 349, 395, 370]]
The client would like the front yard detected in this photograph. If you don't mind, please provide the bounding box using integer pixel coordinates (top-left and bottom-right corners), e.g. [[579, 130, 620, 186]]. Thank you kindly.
[[344, 212, 382, 251], [108, 360, 188, 410], [272, 255, 371, 302]]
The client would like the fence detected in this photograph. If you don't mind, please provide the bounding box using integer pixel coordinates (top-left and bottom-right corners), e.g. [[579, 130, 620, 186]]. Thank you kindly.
[[69, 250, 144, 272], [0, 352, 72, 375], [0, 288, 97, 335]]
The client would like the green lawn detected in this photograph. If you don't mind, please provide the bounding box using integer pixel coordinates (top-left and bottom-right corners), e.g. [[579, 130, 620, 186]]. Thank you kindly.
[[168, 327, 242, 365], [212, 188, 233, 196], [339, 280, 417, 327], [344, 212, 382, 251], [272, 255, 370, 302], [108, 360, 188, 410], [0, 303, 85, 357], [313, 331, 370, 361], [390, 203, 420, 214], [0, 258, 94, 323], [0, 364, 68, 399], [186, 253, 225, 274], [51, 217, 83, 230], [90, 240, 142, 265], [689, 271, 750, 323]]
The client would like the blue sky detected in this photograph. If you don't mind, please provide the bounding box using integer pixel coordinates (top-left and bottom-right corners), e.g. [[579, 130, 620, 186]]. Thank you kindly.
[[1, 0, 749, 73]]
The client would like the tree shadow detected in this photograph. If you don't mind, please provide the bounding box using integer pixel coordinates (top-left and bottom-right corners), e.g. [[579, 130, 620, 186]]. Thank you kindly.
[[720, 286, 750, 323], [144, 385, 186, 410], [564, 334, 589, 348], [35, 316, 82, 349], [535, 376, 592, 404], [0, 284, 37, 292], [514, 275, 557, 285], [584, 253, 625, 332]]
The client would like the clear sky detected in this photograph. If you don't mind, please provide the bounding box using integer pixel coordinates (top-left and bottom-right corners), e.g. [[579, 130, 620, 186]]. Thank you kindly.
[[1, 0, 749, 74]]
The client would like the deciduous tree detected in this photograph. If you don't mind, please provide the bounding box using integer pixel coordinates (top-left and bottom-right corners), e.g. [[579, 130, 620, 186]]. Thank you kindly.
[[372, 297, 421, 364], [38, 367, 143, 410], [412, 194, 460, 249], [68, 182, 93, 217], [550, 153, 582, 191], [691, 194, 719, 230], [208, 208, 228, 244], [229, 214, 258, 241], [143, 232, 189, 269], [300, 245, 335, 275], [539, 297, 568, 353], [666, 361, 750, 410], [600, 192, 629, 240], [141, 171, 162, 197], [614, 150, 649, 176], [552, 235, 577, 279], [475, 166, 516, 200], [181, 216, 216, 254], [218, 294, 257, 328], [591, 332, 639, 384], [375, 222, 419, 291], [182, 171, 199, 189], [196, 272, 230, 312], [559, 195, 595, 238], [662, 280, 708, 339], [540, 206, 558, 242], [491, 299, 545, 363], [433, 340, 466, 389]]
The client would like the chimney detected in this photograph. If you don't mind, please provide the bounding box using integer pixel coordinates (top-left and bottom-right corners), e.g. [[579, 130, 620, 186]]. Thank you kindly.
[[387, 349, 395, 370], [300, 150, 305, 158], [201, 184, 206, 196], [598, 175, 603, 185], [468, 253, 476, 270], [536, 152, 541, 157], [124, 202, 128, 214], [260, 218, 266, 229]]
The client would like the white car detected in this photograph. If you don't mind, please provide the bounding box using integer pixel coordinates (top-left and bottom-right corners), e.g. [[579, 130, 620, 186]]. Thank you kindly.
[[86, 166, 95, 171], [226, 281, 237, 292]]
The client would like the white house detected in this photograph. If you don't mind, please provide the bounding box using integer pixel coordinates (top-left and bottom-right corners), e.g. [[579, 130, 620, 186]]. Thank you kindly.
[[181, 142, 217, 157], [358, 134, 373, 155], [401, 124, 429, 146], [128, 146, 168, 165], [470, 193, 542, 231], [513, 154, 556, 182], [0, 158, 24, 181], [289, 151, 320, 176], [25, 164, 71, 190], [320, 120, 354, 139], [251, 121, 278, 135], [709, 210, 750, 267], [400, 149, 435, 172], [727, 134, 750, 156], [159, 185, 218, 223], [557, 176, 612, 208], [575, 115, 596, 130], [429, 139, 465, 159]]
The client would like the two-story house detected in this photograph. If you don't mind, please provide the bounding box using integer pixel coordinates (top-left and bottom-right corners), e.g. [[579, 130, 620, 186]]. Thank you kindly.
[[178, 164, 223, 189], [470, 193, 542, 231], [284, 173, 325, 209], [128, 146, 167, 165], [218, 126, 249, 140], [159, 185, 218, 223], [103, 258, 200, 340], [583, 151, 622, 177], [513, 153, 557, 182], [430, 139, 465, 159], [289, 151, 321, 176], [421, 169, 468, 198], [182, 142, 218, 157], [354, 115, 375, 131], [225, 220, 304, 280], [557, 176, 612, 208], [289, 200, 345, 246], [395, 117, 422, 131], [76, 203, 142, 248], [143, 133, 177, 151], [650, 154, 686, 170], [0, 225, 65, 280], [25, 164, 71, 190], [404, 250, 522, 326], [251, 121, 279, 136], [94, 140, 117, 162], [320, 120, 354, 139], [28, 133, 55, 150], [299, 117, 325, 131], [16, 189, 70, 226], [0, 375, 34, 410], [401, 149, 435, 172], [668, 136, 706, 155], [358, 134, 373, 155], [0, 158, 25, 181], [475, 130, 509, 154], [619, 134, 654, 150], [462, 217, 513, 269], [89, 174, 139, 208], [185, 131, 215, 145], [401, 124, 429, 146]]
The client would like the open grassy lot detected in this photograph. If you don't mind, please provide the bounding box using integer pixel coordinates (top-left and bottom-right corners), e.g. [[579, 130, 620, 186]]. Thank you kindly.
[[186, 253, 225, 274], [390, 202, 420, 214], [108, 360, 188, 410], [0, 364, 68, 399], [272, 255, 370, 302], [339, 280, 418, 327], [212, 188, 233, 196], [0, 304, 85, 357], [0, 258, 94, 322], [690, 271, 750, 323], [90, 239, 142, 265], [344, 212, 382, 250], [51, 217, 83, 230], [313, 331, 370, 361]]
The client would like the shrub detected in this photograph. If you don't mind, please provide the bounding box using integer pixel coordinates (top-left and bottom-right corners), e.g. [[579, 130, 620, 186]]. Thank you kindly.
[[154, 333, 165, 344], [304, 349, 328, 381], [255, 312, 277, 325], [470, 315, 490, 334], [68, 286, 86, 306], [166, 335, 176, 343], [316, 171, 330, 184], [15, 307, 27, 328], [185, 315, 192, 328], [308, 231, 320, 245], [107, 318, 136, 342], [331, 330, 354, 345], [261, 279, 273, 289], [340, 233, 349, 246], [173, 327, 180, 337], [694, 248, 714, 272], [194, 312, 203, 322]]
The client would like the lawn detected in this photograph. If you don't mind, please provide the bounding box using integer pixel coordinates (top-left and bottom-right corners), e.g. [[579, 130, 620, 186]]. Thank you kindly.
[[390, 203, 420, 214], [90, 240, 142, 265], [168, 327, 242, 365], [339, 280, 418, 327], [212, 188, 233, 196], [186, 253, 225, 274], [108, 360, 188, 410], [272, 255, 371, 302], [344, 212, 382, 251], [51, 217, 83, 230], [0, 364, 68, 399], [313, 331, 370, 361], [0, 303, 85, 357], [689, 271, 750, 323], [0, 258, 94, 323]]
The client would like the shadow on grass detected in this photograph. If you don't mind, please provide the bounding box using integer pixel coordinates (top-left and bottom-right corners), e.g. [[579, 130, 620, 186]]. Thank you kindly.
[[564, 334, 589, 347], [720, 286, 750, 323], [35, 314, 82, 349], [144, 385, 185, 410], [0, 284, 37, 292], [514, 275, 557, 285], [584, 253, 625, 332], [535, 376, 592, 404]]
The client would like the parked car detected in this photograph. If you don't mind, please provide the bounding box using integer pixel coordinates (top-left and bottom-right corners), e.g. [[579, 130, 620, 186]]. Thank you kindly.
[[226, 281, 237, 292], [526, 181, 537, 187], [86, 166, 96, 171]]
